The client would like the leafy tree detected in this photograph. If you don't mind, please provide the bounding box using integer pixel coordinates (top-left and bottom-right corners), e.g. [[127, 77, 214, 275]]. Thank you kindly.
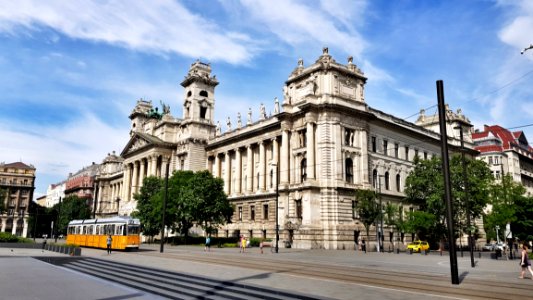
[[404, 155, 493, 244], [484, 174, 526, 242], [0, 188, 6, 214], [166, 170, 195, 238], [51, 195, 92, 235], [189, 170, 233, 235], [132, 176, 163, 242], [384, 202, 403, 251], [355, 189, 379, 245], [512, 195, 533, 241]]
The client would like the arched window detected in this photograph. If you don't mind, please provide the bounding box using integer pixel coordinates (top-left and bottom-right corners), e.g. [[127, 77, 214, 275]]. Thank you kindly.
[[301, 159, 307, 182], [187, 91, 192, 97], [396, 174, 401, 192], [385, 172, 390, 190], [345, 158, 353, 183], [372, 169, 378, 189], [200, 102, 208, 119], [199, 90, 208, 97]]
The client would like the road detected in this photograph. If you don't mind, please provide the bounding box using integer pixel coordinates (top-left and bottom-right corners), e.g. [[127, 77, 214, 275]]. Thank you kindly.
[[1, 244, 532, 299]]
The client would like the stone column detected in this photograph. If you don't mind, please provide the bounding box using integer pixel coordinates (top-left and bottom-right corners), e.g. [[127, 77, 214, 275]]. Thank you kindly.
[[259, 141, 266, 191], [131, 161, 139, 199], [123, 164, 131, 201], [235, 148, 242, 194], [214, 154, 220, 178], [151, 156, 158, 177], [224, 151, 231, 194], [281, 130, 289, 184], [307, 122, 315, 179], [12, 220, 17, 235], [1, 218, 6, 233], [22, 218, 28, 238], [139, 159, 146, 189], [247, 145, 253, 192]]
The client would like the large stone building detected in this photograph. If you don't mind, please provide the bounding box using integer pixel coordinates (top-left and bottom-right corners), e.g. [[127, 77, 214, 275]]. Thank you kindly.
[[472, 125, 533, 194], [64, 162, 100, 209], [94, 48, 473, 250], [0, 161, 35, 237]]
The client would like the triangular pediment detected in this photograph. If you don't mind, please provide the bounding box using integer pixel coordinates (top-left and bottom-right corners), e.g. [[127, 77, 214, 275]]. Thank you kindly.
[[120, 132, 175, 157]]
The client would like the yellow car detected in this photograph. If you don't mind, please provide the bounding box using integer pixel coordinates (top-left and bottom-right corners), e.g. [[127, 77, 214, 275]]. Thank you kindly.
[[407, 240, 430, 252]]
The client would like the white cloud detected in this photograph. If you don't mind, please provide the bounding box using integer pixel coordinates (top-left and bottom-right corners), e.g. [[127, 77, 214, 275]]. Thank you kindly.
[[0, 0, 256, 64], [239, 0, 367, 59], [0, 113, 128, 178]]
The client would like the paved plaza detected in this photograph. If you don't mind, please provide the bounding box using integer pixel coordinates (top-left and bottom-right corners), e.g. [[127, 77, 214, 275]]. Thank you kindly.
[[0, 244, 531, 300]]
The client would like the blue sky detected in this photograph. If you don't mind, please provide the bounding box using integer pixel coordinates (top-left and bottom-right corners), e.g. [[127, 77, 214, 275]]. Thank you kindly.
[[1, 0, 532, 199]]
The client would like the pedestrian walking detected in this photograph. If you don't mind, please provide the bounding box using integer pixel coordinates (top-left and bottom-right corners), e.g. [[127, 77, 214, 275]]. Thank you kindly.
[[361, 239, 366, 253], [519, 244, 533, 279], [106, 235, 113, 254], [205, 235, 211, 252], [240, 235, 247, 253]]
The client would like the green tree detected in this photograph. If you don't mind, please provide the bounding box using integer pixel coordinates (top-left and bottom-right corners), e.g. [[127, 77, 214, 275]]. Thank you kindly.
[[132, 176, 163, 242], [484, 174, 526, 242], [51, 195, 92, 235], [355, 189, 380, 245], [0, 188, 6, 214], [166, 170, 196, 238], [404, 155, 493, 244], [189, 170, 233, 235]]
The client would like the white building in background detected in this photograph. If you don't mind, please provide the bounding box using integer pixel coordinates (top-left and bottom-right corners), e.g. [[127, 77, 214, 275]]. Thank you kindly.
[[45, 181, 65, 208], [472, 125, 533, 195], [93, 48, 475, 250]]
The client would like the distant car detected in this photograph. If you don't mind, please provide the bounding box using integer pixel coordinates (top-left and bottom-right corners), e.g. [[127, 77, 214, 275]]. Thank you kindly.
[[407, 240, 430, 253], [482, 243, 495, 251], [495, 243, 507, 251]]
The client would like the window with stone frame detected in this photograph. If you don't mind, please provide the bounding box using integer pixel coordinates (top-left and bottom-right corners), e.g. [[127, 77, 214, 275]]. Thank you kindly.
[[383, 140, 388, 156], [384, 172, 390, 190], [263, 204, 269, 220], [396, 174, 401, 192], [295, 199, 302, 219], [371, 136, 377, 152], [250, 205, 255, 221], [345, 158, 353, 183], [352, 200, 358, 219], [238, 206, 243, 221], [394, 143, 399, 158], [300, 159, 307, 182]]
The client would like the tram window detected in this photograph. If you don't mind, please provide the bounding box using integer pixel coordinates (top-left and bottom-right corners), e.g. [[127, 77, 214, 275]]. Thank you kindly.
[[111, 225, 115, 235], [128, 225, 140, 235]]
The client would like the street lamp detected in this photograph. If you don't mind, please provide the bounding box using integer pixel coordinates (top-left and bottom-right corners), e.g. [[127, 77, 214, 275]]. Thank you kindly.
[[54, 197, 62, 243], [272, 163, 279, 254], [376, 175, 385, 253], [454, 125, 475, 268], [521, 44, 533, 55]]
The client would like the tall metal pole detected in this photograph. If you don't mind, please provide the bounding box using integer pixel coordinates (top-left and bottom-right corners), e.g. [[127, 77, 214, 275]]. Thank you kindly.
[[160, 163, 169, 253], [437, 80, 459, 285], [33, 206, 38, 241], [54, 197, 62, 243], [378, 176, 383, 253], [457, 126, 475, 267], [275, 164, 279, 253]]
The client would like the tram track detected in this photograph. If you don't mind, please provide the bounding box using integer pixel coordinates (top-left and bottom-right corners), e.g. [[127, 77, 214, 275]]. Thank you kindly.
[[135, 250, 533, 300]]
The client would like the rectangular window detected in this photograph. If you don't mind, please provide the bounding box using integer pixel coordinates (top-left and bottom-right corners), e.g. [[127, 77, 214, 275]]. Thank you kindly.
[[414, 149, 419, 159], [405, 146, 410, 161], [424, 152, 428, 160], [489, 156, 493, 164], [383, 140, 388, 156], [352, 200, 358, 219], [394, 143, 399, 158], [238, 206, 242, 221], [263, 204, 269, 220], [296, 200, 302, 219], [250, 205, 255, 221], [371, 136, 377, 152]]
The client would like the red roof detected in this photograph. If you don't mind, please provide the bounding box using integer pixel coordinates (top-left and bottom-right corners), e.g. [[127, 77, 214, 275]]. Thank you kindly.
[[473, 125, 532, 157], [2, 162, 35, 170]]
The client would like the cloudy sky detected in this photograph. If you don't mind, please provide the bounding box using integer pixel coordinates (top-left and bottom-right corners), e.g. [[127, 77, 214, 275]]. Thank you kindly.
[[1, 0, 532, 199]]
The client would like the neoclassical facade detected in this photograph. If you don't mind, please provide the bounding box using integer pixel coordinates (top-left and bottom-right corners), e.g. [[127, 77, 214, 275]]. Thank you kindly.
[[0, 162, 35, 237], [95, 48, 474, 250]]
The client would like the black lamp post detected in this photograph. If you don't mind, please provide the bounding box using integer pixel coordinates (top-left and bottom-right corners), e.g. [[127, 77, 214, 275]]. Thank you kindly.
[[275, 163, 279, 254], [54, 197, 62, 243], [160, 163, 169, 253]]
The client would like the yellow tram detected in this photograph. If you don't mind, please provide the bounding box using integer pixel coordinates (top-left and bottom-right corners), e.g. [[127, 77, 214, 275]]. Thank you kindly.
[[66, 216, 141, 250]]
